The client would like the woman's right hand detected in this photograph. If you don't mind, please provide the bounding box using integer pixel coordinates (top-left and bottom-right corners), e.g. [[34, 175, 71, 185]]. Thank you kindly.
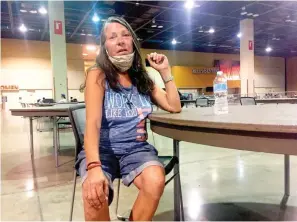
[[82, 166, 109, 209]]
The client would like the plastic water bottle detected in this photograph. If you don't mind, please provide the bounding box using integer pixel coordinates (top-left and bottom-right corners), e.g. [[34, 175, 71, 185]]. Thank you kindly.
[[213, 71, 228, 115]]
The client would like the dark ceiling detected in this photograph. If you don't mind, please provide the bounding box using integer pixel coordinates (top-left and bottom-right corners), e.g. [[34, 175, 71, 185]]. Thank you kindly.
[[1, 1, 297, 57]]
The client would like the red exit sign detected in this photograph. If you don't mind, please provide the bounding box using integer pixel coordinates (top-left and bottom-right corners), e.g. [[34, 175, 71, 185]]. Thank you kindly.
[[248, 40, 253, 50], [54, 20, 63, 35]]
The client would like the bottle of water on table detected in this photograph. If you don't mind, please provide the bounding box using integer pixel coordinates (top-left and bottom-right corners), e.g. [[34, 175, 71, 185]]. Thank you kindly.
[[213, 71, 228, 115]]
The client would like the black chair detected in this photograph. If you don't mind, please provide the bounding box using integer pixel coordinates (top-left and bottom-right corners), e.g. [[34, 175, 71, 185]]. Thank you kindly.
[[240, 97, 256, 105], [68, 104, 184, 221], [43, 98, 55, 103], [56, 118, 72, 153], [196, 98, 209, 107]]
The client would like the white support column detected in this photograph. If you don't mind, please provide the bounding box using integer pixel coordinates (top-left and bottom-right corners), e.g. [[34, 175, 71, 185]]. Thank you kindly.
[[240, 19, 255, 96], [48, 1, 68, 101]]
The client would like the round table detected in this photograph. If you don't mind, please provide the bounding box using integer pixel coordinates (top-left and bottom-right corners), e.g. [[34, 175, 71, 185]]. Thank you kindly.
[[149, 104, 297, 221]]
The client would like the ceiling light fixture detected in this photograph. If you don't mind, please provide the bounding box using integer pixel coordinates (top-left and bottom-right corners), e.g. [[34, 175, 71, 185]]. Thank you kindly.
[[82, 53, 88, 56], [92, 13, 100, 22], [208, 28, 215, 33], [184, 0, 194, 9], [253, 14, 259, 17], [20, 9, 27, 13], [38, 7, 47, 14], [81, 33, 86, 36], [151, 24, 157, 28], [241, 12, 247, 15], [157, 25, 163, 28], [171, 38, 177, 45], [247, 13, 253, 16], [265, 47, 272, 52], [19, 24, 27, 32], [30, 10, 37, 14], [86, 45, 97, 51], [237, 32, 242, 38]]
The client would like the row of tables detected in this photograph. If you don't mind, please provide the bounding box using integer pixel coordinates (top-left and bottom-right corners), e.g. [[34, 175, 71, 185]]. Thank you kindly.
[[182, 97, 297, 107], [10, 99, 297, 221]]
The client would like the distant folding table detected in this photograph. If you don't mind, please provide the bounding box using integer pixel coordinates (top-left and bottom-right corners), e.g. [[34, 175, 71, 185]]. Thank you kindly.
[[256, 98, 297, 104], [149, 104, 297, 221], [10, 104, 76, 167]]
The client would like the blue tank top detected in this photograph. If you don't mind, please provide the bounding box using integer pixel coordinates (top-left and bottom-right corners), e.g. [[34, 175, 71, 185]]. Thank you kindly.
[[99, 81, 153, 150]]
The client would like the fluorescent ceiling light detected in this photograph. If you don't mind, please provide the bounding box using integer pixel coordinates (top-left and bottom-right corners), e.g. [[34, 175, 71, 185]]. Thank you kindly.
[[38, 7, 47, 14], [208, 28, 215, 33], [19, 24, 27, 32], [265, 47, 272, 52], [237, 32, 242, 38], [171, 38, 177, 45], [92, 13, 100, 22], [184, 0, 194, 9]]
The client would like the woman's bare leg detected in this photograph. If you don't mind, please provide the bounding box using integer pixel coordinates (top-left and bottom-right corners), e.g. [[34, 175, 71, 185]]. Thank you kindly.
[[129, 166, 165, 221]]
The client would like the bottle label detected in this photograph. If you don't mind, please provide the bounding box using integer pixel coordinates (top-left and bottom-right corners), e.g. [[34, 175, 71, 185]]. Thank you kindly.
[[214, 83, 227, 92]]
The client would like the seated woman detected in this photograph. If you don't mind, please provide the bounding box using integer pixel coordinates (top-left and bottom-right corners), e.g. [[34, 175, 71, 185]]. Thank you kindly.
[[77, 16, 181, 221]]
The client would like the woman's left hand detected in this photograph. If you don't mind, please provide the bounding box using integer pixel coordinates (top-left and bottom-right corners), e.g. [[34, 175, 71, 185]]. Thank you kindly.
[[147, 52, 171, 78]]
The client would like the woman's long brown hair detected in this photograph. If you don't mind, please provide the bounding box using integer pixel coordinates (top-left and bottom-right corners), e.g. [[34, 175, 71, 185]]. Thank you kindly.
[[80, 16, 154, 95]]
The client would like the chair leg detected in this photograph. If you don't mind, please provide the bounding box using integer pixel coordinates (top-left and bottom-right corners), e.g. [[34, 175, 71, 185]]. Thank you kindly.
[[116, 179, 127, 221], [69, 170, 77, 222]]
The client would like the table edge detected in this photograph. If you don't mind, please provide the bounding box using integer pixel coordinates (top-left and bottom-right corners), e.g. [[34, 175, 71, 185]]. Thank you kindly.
[[148, 115, 297, 134]]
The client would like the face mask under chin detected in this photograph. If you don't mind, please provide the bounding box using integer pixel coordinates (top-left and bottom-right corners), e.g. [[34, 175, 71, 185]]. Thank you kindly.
[[106, 50, 135, 72]]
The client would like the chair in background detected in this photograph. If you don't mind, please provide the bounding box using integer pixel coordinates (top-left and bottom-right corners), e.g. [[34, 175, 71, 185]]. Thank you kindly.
[[240, 97, 256, 105], [68, 105, 184, 221], [56, 117, 72, 153], [196, 98, 209, 107], [43, 98, 55, 103]]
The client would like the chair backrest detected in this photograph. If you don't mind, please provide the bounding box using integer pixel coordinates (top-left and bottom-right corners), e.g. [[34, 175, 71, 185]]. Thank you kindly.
[[196, 98, 209, 107], [43, 98, 55, 103], [240, 97, 256, 105], [68, 104, 86, 160]]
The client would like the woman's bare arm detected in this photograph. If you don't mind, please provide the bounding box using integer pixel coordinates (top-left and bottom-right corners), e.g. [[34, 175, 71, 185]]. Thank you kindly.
[[84, 68, 105, 164]]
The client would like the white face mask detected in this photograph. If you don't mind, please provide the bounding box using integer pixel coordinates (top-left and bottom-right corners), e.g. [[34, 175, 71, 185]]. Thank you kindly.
[[106, 50, 135, 72]]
